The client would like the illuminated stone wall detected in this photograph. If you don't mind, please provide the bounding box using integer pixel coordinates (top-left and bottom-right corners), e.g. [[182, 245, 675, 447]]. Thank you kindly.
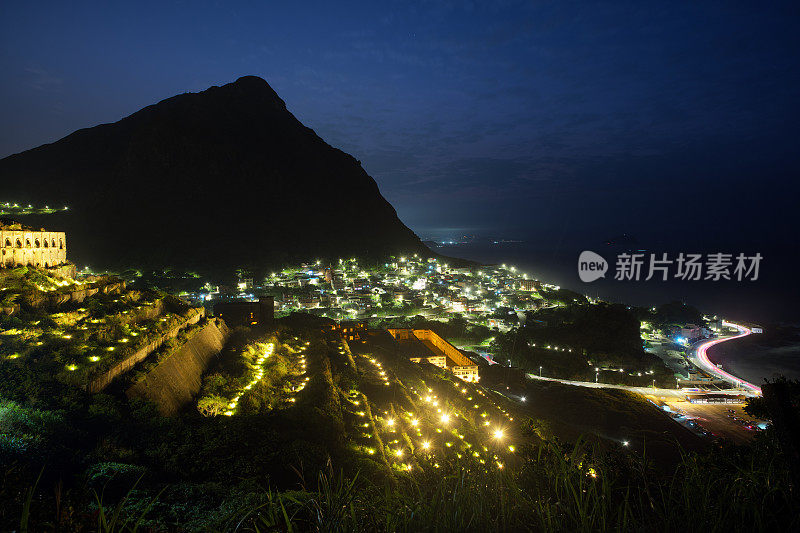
[[409, 329, 475, 367], [0, 225, 67, 268], [388, 328, 480, 382]]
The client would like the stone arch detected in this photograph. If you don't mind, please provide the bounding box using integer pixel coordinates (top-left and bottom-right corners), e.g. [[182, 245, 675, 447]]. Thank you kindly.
[[52, 239, 56, 247], [16, 239, 22, 248], [43, 239, 49, 248], [35, 239, 40, 248], [44, 261, 49, 268], [4, 238, 10, 247], [26, 239, 31, 248], [59, 239, 64, 250]]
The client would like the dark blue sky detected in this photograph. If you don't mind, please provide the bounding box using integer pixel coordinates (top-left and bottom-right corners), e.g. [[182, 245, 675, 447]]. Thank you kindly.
[[1, 1, 798, 248]]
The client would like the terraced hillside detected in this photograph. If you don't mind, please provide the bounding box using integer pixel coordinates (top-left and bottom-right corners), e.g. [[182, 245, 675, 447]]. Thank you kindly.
[[0, 266, 205, 395], [191, 316, 526, 478]]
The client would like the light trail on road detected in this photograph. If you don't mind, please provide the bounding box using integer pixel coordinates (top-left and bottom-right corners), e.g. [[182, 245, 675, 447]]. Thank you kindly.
[[694, 321, 761, 395]]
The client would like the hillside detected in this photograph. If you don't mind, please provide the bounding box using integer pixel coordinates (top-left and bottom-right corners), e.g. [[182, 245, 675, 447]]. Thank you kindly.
[[3, 308, 796, 530], [0, 76, 429, 272]]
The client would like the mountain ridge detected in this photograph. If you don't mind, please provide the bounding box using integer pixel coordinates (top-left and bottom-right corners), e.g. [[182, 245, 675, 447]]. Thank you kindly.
[[0, 76, 430, 273]]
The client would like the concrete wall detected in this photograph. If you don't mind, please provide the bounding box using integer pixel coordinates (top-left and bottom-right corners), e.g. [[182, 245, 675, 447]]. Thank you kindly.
[[126, 318, 230, 415], [388, 328, 479, 382], [412, 329, 475, 367], [0, 229, 67, 268], [388, 328, 475, 367]]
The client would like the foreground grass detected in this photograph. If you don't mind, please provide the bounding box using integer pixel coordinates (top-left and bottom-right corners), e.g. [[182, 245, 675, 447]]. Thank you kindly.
[[15, 435, 797, 532], [216, 436, 798, 532]]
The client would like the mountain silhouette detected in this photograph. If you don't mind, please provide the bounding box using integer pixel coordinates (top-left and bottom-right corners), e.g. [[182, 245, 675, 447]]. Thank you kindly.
[[0, 76, 429, 273]]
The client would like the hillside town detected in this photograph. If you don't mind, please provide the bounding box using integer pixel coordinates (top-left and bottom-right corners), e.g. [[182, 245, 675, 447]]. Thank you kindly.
[[214, 255, 558, 328]]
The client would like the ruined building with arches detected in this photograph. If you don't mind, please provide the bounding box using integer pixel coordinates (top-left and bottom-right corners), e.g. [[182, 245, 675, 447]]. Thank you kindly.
[[0, 221, 68, 269]]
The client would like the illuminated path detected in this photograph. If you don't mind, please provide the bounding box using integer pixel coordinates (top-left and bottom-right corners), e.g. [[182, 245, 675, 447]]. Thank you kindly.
[[691, 321, 762, 395], [526, 373, 688, 397]]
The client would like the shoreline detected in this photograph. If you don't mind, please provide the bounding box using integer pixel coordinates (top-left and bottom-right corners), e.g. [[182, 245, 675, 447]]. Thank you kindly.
[[704, 333, 800, 385], [695, 323, 761, 394]]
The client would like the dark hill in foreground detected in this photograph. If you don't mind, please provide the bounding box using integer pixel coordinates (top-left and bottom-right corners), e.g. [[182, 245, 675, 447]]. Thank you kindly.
[[0, 76, 429, 272]]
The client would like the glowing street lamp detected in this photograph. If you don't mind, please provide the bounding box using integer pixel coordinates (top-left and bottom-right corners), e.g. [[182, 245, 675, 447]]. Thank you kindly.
[[493, 429, 504, 440]]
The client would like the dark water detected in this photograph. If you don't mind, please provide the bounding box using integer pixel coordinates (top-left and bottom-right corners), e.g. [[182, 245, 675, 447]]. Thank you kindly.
[[706, 329, 800, 385], [435, 241, 800, 383]]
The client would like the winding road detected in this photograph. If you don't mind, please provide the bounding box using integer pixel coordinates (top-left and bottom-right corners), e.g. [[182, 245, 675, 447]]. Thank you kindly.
[[524, 321, 762, 398], [691, 321, 762, 395]]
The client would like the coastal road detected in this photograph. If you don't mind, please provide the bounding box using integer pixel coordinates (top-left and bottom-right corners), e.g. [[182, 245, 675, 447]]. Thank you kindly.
[[690, 322, 762, 395]]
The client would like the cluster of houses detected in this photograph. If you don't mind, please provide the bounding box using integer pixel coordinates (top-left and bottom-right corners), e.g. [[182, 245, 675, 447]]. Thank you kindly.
[[260, 256, 552, 326]]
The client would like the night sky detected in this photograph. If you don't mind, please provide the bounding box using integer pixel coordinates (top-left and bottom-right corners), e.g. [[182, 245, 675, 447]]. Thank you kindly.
[[2, 1, 799, 317]]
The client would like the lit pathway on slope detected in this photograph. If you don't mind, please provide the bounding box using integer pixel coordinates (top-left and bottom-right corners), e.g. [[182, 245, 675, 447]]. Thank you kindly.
[[526, 373, 688, 398], [691, 321, 761, 395]]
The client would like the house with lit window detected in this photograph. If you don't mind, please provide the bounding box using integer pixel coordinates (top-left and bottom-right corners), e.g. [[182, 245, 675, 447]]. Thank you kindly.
[[331, 320, 368, 341]]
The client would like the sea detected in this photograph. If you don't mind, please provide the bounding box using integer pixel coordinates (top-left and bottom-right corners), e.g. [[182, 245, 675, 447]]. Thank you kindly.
[[432, 239, 800, 385]]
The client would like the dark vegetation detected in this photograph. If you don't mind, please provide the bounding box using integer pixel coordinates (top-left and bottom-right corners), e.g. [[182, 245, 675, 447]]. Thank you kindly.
[[492, 302, 674, 386], [650, 301, 706, 329], [537, 287, 589, 307], [372, 314, 493, 346]]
